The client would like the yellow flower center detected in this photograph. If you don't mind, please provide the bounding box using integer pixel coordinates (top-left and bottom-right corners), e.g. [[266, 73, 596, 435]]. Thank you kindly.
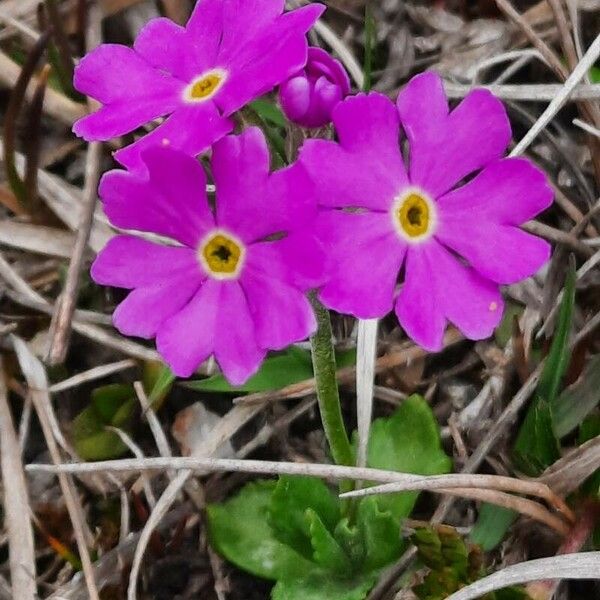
[[392, 189, 436, 243], [185, 70, 226, 102], [199, 231, 245, 279]]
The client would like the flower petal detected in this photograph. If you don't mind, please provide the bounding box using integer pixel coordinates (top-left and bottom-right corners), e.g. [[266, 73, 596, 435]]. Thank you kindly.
[[100, 149, 214, 247], [317, 209, 405, 318], [156, 279, 221, 378], [436, 221, 550, 284], [394, 248, 446, 351], [91, 236, 200, 288], [299, 93, 408, 211], [184, 0, 227, 64], [214, 3, 325, 115], [246, 230, 327, 291], [113, 104, 234, 172], [396, 71, 511, 197], [133, 18, 201, 82], [241, 269, 316, 350], [213, 283, 267, 385], [113, 272, 202, 339], [213, 128, 316, 242], [436, 157, 553, 225], [435, 157, 552, 283], [395, 241, 503, 350], [72, 45, 182, 141]]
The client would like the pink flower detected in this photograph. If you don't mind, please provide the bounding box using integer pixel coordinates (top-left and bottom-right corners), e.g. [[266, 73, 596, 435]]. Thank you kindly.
[[91, 128, 324, 383], [299, 72, 553, 351], [73, 0, 325, 172], [279, 47, 350, 128]]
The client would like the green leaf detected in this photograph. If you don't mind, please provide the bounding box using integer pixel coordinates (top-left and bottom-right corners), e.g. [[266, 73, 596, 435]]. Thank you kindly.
[[512, 264, 575, 475], [334, 519, 365, 566], [187, 347, 312, 392], [494, 302, 524, 348], [186, 347, 355, 393], [71, 384, 136, 461], [91, 384, 132, 422], [250, 98, 287, 128], [513, 398, 561, 476], [269, 476, 340, 560], [306, 508, 351, 574], [538, 260, 576, 405], [552, 353, 600, 438], [272, 572, 377, 600], [590, 66, 600, 83], [143, 361, 175, 410], [470, 503, 517, 552], [356, 497, 403, 571], [207, 481, 314, 581], [366, 395, 452, 520]]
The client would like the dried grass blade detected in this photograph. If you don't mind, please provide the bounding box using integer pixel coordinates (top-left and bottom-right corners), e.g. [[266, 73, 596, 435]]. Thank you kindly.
[[511, 33, 600, 156], [445, 553, 600, 600], [12, 336, 100, 600], [0, 357, 36, 599]]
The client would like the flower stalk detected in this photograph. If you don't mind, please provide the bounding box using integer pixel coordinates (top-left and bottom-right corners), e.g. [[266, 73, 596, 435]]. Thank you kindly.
[[309, 294, 354, 470]]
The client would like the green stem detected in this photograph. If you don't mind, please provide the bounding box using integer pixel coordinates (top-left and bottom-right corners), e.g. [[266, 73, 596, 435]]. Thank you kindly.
[[309, 295, 354, 470]]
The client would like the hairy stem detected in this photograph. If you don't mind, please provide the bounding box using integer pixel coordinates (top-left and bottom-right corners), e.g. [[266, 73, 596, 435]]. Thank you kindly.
[[309, 295, 354, 471]]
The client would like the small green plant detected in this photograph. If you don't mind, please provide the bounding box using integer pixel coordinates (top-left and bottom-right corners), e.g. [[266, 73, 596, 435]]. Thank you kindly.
[[207, 396, 452, 599]]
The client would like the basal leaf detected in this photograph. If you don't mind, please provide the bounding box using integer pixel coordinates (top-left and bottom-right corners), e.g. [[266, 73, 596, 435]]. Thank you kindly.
[[91, 384, 133, 422], [470, 503, 517, 552], [207, 481, 314, 581], [186, 347, 355, 393], [356, 497, 403, 571], [306, 508, 351, 574], [72, 384, 136, 461], [143, 361, 175, 410], [365, 395, 452, 520], [334, 518, 365, 567], [269, 476, 340, 560], [272, 572, 377, 600], [186, 347, 313, 393]]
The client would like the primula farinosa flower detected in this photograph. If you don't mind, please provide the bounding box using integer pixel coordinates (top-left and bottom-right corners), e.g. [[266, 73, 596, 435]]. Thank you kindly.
[[299, 72, 553, 351], [73, 0, 325, 172], [91, 128, 323, 383], [279, 47, 351, 128]]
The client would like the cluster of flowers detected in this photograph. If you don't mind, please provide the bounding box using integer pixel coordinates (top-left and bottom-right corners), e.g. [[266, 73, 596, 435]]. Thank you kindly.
[[76, 0, 553, 384]]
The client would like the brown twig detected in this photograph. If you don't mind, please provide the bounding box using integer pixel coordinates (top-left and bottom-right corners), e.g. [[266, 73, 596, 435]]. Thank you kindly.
[[46, 141, 102, 365]]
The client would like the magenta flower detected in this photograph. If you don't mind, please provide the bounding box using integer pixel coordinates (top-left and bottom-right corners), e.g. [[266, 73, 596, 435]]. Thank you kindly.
[[73, 0, 325, 172], [299, 72, 553, 351], [91, 128, 323, 383], [279, 47, 351, 128]]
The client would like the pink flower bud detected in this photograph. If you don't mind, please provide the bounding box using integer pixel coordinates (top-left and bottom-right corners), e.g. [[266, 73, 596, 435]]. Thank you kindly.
[[279, 47, 351, 129]]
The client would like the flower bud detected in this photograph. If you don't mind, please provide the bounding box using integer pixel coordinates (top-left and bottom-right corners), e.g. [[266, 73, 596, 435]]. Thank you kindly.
[[279, 47, 351, 128]]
